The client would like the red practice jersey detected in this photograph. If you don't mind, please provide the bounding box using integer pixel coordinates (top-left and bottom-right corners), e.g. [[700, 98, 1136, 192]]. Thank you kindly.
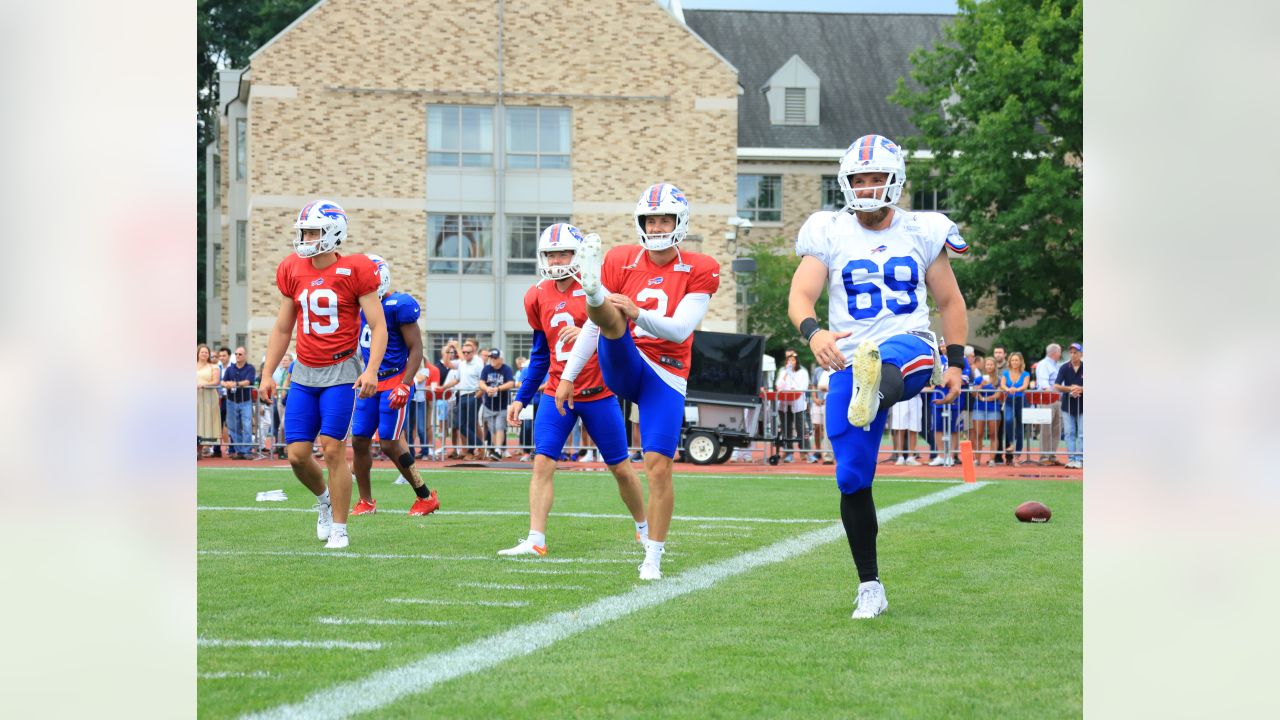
[[523, 278, 613, 400], [600, 244, 721, 380], [276, 252, 380, 368]]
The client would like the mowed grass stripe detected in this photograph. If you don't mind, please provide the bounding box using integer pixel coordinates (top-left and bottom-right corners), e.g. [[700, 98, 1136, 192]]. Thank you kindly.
[[243, 482, 987, 720], [197, 506, 837, 524]]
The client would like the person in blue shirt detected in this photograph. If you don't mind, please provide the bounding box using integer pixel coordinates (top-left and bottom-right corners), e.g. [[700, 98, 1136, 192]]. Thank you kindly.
[[349, 255, 439, 518], [221, 347, 256, 459], [999, 351, 1032, 465], [478, 348, 516, 460]]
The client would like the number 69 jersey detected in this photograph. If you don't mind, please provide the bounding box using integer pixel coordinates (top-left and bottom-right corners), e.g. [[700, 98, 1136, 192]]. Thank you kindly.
[[275, 252, 380, 368], [796, 209, 967, 360], [522, 279, 611, 401]]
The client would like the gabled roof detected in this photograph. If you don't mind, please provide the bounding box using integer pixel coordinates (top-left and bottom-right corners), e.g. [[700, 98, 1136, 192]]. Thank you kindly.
[[683, 10, 952, 150]]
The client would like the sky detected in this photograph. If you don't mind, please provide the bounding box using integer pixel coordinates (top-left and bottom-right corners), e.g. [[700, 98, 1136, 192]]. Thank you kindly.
[[680, 0, 958, 13]]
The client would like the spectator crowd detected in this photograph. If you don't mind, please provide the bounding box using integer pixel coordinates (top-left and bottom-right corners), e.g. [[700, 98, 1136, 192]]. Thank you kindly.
[[197, 337, 1083, 469]]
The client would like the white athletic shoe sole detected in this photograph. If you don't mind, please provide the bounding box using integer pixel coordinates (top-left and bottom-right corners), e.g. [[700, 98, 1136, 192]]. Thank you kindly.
[[638, 560, 662, 581], [851, 581, 888, 619], [324, 532, 349, 549], [315, 500, 333, 541], [578, 233, 604, 297], [497, 539, 548, 557], [848, 341, 882, 428]]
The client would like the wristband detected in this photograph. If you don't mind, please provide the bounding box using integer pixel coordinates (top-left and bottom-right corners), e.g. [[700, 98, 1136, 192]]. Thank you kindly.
[[945, 344, 965, 367], [799, 317, 822, 343]]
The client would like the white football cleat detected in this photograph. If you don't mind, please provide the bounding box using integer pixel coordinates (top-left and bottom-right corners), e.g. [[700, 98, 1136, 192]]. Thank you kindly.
[[497, 538, 548, 557], [851, 580, 888, 619], [848, 341, 882, 428], [577, 233, 604, 297], [315, 498, 333, 540], [928, 456, 947, 466], [638, 560, 662, 581], [324, 529, 349, 549]]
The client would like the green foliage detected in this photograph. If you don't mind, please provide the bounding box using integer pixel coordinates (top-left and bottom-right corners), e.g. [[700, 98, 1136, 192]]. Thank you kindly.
[[197, 0, 317, 339], [741, 236, 827, 368], [891, 0, 1082, 353]]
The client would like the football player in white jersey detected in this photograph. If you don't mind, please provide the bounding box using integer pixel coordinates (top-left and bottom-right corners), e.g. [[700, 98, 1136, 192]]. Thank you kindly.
[[788, 134, 970, 619]]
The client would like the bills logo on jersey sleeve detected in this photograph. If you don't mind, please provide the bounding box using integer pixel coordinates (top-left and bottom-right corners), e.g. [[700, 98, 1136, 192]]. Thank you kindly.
[[945, 227, 968, 254]]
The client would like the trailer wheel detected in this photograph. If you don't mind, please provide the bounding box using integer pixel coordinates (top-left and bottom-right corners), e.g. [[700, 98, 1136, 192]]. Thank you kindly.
[[768, 454, 781, 466], [712, 444, 733, 464], [684, 431, 720, 465]]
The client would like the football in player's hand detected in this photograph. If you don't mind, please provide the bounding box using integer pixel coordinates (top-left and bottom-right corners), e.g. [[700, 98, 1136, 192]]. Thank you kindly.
[[1015, 501, 1052, 523]]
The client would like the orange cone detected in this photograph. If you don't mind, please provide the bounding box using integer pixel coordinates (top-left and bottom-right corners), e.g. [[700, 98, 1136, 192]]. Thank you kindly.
[[958, 439, 977, 484]]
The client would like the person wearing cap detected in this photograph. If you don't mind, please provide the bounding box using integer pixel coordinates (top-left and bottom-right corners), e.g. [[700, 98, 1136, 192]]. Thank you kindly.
[[1034, 343, 1065, 465], [1053, 343, 1084, 468], [478, 348, 516, 460]]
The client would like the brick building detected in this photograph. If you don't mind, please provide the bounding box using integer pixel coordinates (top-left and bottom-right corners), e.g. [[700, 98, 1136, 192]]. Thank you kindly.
[[204, 2, 991, 357]]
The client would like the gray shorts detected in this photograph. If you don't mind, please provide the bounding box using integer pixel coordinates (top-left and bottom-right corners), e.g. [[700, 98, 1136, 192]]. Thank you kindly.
[[480, 406, 508, 437]]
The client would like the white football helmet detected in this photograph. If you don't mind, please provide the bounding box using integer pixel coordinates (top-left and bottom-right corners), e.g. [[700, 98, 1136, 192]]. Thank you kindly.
[[837, 135, 906, 212], [293, 199, 348, 258], [633, 183, 690, 251], [536, 223, 585, 281], [365, 254, 391, 299]]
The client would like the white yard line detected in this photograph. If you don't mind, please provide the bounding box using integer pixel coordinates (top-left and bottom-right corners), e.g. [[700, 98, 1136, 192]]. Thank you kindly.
[[198, 506, 836, 524], [199, 637, 381, 651], [500, 567, 614, 576], [456, 582, 588, 591], [244, 482, 987, 720], [200, 671, 276, 680], [197, 466, 968, 483], [317, 617, 450, 627], [386, 598, 529, 608], [198, 549, 636, 564]]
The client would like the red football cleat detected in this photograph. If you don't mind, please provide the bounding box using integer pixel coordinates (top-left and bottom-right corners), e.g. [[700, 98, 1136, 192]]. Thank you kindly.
[[351, 498, 377, 516], [409, 489, 440, 517]]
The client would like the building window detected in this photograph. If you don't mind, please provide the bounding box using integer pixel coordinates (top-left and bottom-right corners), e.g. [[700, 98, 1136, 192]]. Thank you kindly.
[[235, 334, 248, 355], [235, 118, 246, 181], [507, 214, 571, 275], [212, 243, 222, 297], [821, 175, 843, 211], [235, 221, 247, 284], [428, 214, 493, 275], [506, 107, 570, 169], [211, 153, 221, 204], [428, 105, 494, 167], [912, 188, 951, 213], [505, 333, 533, 365], [737, 175, 781, 222], [429, 332, 495, 362]]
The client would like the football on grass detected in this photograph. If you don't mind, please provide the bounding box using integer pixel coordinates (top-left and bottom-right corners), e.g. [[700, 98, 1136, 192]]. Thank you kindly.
[[1015, 501, 1052, 523]]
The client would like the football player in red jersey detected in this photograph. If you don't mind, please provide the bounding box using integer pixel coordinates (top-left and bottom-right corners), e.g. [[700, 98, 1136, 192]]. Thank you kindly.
[[497, 223, 648, 558], [557, 183, 720, 580], [259, 200, 387, 549]]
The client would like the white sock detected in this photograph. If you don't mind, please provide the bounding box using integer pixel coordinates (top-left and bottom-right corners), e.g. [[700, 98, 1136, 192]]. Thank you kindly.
[[331, 522, 346, 536], [584, 285, 606, 307], [528, 530, 546, 548], [635, 520, 649, 537], [644, 539, 665, 563], [318, 488, 330, 505]]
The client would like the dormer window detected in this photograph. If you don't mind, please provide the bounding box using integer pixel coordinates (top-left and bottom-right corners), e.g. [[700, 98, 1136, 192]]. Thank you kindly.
[[763, 55, 819, 126]]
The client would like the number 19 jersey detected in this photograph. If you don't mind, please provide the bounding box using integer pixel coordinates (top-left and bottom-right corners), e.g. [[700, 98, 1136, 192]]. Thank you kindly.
[[275, 252, 380, 368], [795, 209, 966, 360], [523, 279, 610, 400]]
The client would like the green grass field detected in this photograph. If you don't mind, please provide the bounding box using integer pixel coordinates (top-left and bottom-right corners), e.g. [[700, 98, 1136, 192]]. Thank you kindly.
[[198, 467, 1081, 719]]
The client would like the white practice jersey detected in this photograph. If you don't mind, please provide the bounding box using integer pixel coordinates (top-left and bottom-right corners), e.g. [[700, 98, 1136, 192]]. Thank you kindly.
[[796, 208, 966, 361]]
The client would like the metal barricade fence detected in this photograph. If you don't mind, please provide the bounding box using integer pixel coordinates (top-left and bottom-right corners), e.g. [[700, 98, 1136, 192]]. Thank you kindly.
[[197, 385, 1082, 467]]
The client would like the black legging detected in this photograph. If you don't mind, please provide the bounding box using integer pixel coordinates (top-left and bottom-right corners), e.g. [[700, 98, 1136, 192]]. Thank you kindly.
[[780, 409, 807, 451]]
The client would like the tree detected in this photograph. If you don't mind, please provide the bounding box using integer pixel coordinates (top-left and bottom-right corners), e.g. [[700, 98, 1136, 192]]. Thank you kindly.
[[891, 0, 1082, 354], [741, 237, 828, 369], [197, 0, 316, 339]]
